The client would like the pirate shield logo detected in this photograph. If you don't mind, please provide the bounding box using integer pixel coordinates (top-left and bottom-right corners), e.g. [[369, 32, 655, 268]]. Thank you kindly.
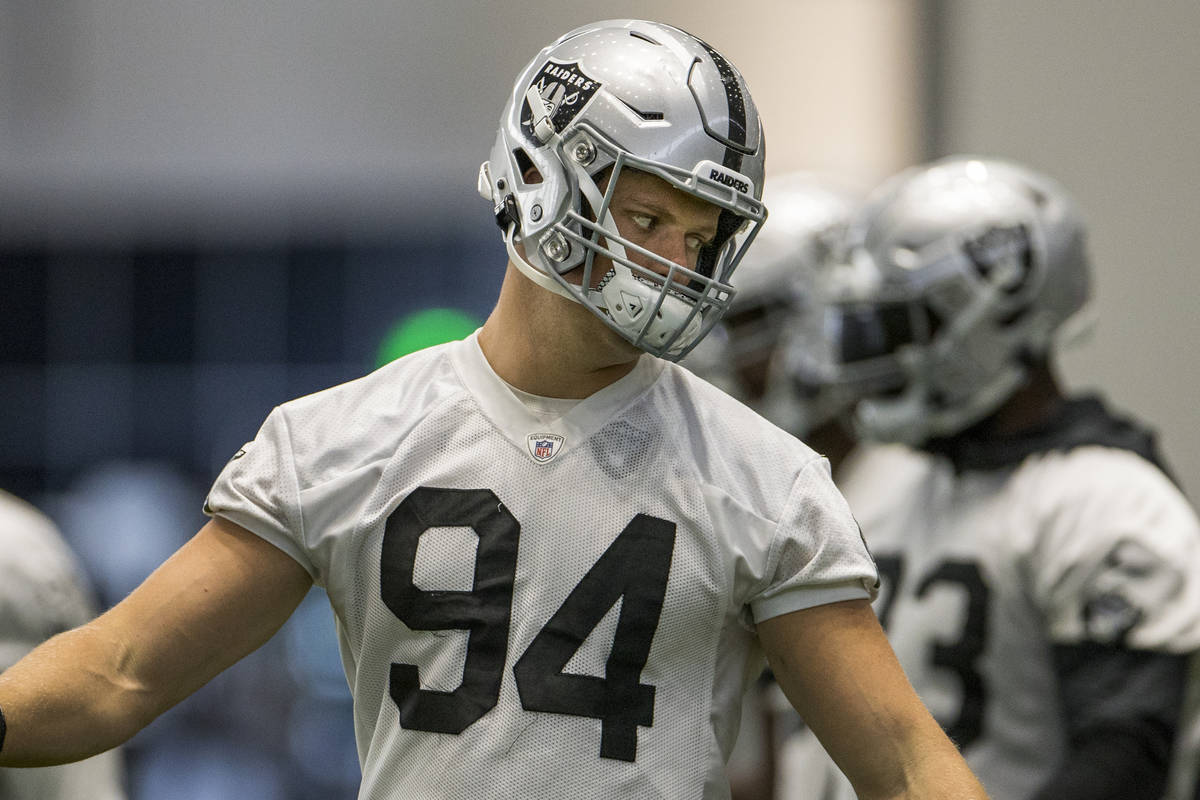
[[520, 60, 601, 145]]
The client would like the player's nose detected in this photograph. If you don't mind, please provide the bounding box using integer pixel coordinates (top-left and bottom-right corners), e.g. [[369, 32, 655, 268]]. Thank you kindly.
[[642, 232, 692, 278]]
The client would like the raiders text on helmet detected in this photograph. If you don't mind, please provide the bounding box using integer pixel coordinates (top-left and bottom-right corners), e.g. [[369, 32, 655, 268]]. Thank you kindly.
[[478, 19, 767, 360]]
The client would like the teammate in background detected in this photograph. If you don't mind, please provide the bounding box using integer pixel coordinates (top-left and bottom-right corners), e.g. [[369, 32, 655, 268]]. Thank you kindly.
[[0, 21, 987, 799], [779, 156, 1200, 800], [0, 490, 127, 800], [684, 170, 864, 476], [681, 171, 866, 800]]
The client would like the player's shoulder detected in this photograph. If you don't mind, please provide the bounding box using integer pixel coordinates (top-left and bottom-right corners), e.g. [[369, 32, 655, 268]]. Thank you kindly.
[[257, 341, 466, 478], [1013, 444, 1200, 567], [1020, 443, 1189, 510], [276, 340, 464, 439], [1008, 394, 1185, 504], [1017, 445, 1200, 650], [655, 361, 826, 507], [657, 361, 816, 456], [283, 340, 459, 419]]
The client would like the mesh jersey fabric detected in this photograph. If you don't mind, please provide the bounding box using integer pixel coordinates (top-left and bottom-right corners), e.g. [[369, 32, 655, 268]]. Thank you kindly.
[[204, 333, 877, 800], [0, 490, 128, 800], [779, 440, 1200, 800]]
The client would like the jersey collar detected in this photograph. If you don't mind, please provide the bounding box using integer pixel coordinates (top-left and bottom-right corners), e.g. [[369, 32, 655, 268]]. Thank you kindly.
[[924, 394, 1173, 481], [448, 332, 664, 463]]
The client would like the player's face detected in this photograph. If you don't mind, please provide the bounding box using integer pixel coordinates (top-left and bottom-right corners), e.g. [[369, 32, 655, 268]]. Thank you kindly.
[[584, 168, 722, 288]]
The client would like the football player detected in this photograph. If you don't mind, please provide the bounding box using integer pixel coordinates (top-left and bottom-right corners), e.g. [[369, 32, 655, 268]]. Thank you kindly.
[[685, 171, 864, 467], [0, 21, 986, 800], [779, 155, 1200, 800], [0, 490, 126, 799]]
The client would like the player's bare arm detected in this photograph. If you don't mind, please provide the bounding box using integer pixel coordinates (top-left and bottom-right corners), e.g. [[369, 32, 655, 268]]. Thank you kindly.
[[0, 516, 312, 766], [758, 598, 989, 800]]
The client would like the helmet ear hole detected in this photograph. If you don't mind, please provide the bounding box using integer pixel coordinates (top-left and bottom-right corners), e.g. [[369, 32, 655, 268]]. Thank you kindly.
[[513, 149, 541, 184]]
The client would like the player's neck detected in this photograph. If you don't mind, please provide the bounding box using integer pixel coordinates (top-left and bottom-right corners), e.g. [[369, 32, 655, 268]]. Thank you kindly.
[[478, 264, 642, 400], [979, 360, 1067, 436]]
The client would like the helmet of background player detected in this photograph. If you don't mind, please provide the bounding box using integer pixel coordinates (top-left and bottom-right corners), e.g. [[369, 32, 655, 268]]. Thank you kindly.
[[478, 19, 767, 360], [824, 156, 1092, 446], [714, 171, 861, 436]]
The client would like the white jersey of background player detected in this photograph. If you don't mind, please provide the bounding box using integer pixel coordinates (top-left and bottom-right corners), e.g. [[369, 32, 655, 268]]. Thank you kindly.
[[779, 157, 1200, 800], [0, 491, 126, 800], [0, 20, 989, 800]]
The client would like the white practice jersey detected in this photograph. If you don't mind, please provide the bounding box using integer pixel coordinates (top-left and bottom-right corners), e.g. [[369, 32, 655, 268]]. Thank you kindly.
[[0, 491, 127, 800], [205, 333, 877, 800], [780, 435, 1200, 800]]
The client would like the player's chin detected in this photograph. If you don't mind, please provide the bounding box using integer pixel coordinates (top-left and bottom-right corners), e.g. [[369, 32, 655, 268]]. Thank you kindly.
[[591, 314, 645, 361]]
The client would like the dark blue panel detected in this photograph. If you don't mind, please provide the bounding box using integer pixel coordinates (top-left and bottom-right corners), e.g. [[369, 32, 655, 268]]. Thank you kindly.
[[44, 364, 135, 469], [0, 250, 49, 363], [131, 365, 196, 462], [0, 467, 50, 503], [196, 252, 289, 363], [287, 247, 347, 363], [0, 366, 46, 466], [133, 250, 196, 363], [47, 252, 134, 362]]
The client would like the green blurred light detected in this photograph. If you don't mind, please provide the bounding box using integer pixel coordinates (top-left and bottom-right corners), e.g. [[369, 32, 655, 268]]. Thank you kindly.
[[375, 307, 482, 367]]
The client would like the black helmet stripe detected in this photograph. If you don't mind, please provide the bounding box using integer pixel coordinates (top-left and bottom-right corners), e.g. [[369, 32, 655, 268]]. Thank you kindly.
[[691, 36, 747, 172]]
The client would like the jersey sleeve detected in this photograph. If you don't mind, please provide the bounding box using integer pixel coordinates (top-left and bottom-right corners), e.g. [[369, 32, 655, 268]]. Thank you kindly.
[[1029, 449, 1200, 652], [749, 457, 879, 623], [203, 407, 317, 580]]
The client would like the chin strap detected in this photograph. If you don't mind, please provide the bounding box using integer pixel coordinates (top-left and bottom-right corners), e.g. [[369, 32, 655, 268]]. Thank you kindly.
[[504, 221, 621, 321], [504, 140, 635, 317]]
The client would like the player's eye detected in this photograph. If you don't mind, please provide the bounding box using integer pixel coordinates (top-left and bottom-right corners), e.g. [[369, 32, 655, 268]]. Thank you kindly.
[[685, 234, 709, 252], [630, 213, 655, 232]]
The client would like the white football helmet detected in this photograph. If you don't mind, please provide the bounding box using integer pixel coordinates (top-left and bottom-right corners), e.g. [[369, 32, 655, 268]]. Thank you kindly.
[[695, 171, 860, 435], [825, 156, 1092, 445], [479, 19, 767, 360]]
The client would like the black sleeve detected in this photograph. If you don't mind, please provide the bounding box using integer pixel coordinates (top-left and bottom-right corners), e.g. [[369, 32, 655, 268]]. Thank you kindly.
[[1031, 643, 1189, 800]]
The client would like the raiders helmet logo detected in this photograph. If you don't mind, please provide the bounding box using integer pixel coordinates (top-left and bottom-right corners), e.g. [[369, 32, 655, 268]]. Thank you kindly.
[[962, 223, 1034, 292], [520, 60, 601, 145]]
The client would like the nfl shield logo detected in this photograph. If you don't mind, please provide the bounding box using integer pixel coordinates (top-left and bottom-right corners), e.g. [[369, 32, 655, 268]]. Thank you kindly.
[[527, 432, 565, 464]]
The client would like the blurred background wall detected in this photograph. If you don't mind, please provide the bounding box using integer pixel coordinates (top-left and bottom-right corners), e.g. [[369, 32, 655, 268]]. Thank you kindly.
[[1, 1, 1197, 798]]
